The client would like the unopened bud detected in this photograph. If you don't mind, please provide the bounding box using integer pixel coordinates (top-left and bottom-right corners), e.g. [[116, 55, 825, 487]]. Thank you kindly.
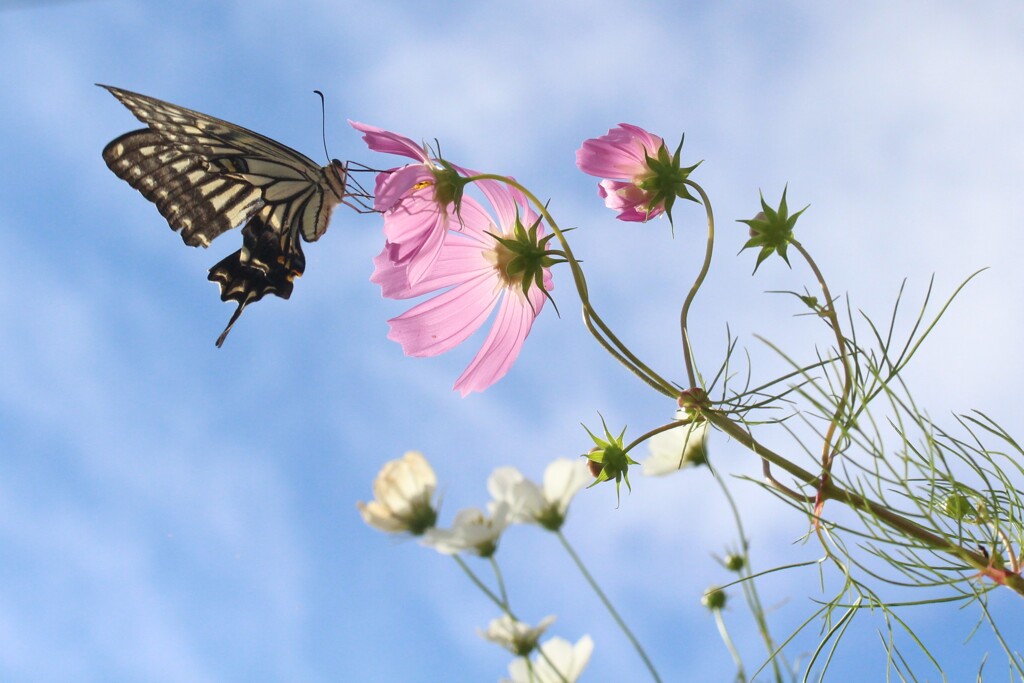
[[723, 553, 745, 572], [702, 586, 727, 611], [748, 211, 765, 238], [677, 387, 708, 410], [941, 492, 975, 521]]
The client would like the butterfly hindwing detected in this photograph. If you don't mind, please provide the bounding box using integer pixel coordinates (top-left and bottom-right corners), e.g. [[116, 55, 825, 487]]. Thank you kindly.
[[207, 206, 306, 347], [99, 84, 349, 346]]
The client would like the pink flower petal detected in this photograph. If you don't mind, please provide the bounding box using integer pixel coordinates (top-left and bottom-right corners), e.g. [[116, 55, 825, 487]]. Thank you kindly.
[[598, 180, 665, 222], [375, 165, 434, 211], [381, 197, 445, 254], [371, 237, 493, 299], [576, 123, 664, 179], [372, 180, 554, 395], [384, 193, 496, 285], [474, 178, 536, 232], [404, 214, 449, 285], [597, 179, 647, 209], [349, 121, 428, 162], [454, 285, 546, 396], [386, 272, 501, 357]]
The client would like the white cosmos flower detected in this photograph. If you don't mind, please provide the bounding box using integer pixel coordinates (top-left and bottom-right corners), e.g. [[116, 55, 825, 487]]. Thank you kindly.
[[357, 451, 438, 535], [423, 503, 510, 557], [488, 458, 590, 530], [502, 635, 594, 683], [479, 614, 556, 656], [643, 418, 709, 476]]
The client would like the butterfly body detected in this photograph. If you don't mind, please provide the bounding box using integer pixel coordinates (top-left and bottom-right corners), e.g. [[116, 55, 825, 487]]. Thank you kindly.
[[100, 84, 348, 346]]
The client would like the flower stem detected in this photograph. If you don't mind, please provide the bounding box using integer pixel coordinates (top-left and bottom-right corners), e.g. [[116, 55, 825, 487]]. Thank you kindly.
[[623, 420, 690, 454], [556, 530, 663, 683], [789, 239, 853, 514], [490, 556, 509, 607], [678, 179, 715, 389], [711, 607, 746, 682], [710, 464, 785, 682], [453, 555, 507, 610]]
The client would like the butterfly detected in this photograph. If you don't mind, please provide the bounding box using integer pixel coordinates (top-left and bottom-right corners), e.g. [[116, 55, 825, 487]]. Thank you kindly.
[[100, 84, 350, 346]]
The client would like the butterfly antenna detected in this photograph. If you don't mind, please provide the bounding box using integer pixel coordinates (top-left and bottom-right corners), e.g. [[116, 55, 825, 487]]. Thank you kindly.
[[313, 89, 330, 162]]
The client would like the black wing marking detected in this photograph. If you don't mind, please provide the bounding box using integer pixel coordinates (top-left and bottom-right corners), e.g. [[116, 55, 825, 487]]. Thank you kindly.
[[102, 129, 265, 247], [100, 84, 348, 345], [208, 205, 306, 347]]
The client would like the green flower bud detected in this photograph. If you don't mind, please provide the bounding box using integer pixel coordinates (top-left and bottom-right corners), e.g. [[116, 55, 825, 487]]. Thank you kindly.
[[582, 417, 638, 504], [737, 186, 807, 273], [940, 492, 978, 522], [723, 553, 745, 572], [702, 586, 727, 611]]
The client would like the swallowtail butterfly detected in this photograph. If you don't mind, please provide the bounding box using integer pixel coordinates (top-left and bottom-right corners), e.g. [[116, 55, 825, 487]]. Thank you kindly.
[[100, 84, 350, 346]]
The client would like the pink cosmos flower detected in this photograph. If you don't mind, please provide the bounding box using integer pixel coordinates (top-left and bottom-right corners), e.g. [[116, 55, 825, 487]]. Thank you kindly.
[[350, 121, 465, 284], [371, 180, 553, 396], [576, 123, 671, 222]]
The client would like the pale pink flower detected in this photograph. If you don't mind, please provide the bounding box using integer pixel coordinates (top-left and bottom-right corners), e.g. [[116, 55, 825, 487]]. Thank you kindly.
[[356, 451, 438, 535], [576, 123, 671, 222], [479, 614, 557, 656], [488, 458, 590, 530], [371, 180, 553, 396], [643, 418, 709, 476], [350, 121, 465, 284], [423, 503, 511, 557], [502, 635, 594, 683]]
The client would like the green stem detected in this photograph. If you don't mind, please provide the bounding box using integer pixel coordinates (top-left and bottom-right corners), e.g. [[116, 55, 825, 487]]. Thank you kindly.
[[490, 556, 509, 607], [454, 555, 506, 610], [789, 240, 853, 487], [679, 179, 715, 389], [712, 607, 746, 682], [623, 419, 690, 454], [556, 530, 663, 683], [710, 466, 784, 682]]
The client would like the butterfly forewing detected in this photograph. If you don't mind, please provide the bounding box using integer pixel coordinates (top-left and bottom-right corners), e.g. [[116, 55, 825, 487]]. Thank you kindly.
[[100, 84, 349, 346], [103, 130, 265, 246]]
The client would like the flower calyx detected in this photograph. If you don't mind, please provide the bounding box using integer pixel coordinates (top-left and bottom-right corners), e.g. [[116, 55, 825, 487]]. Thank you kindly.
[[638, 135, 701, 228], [479, 614, 556, 657], [582, 416, 637, 504], [701, 586, 727, 611], [429, 158, 468, 209], [738, 186, 807, 273], [677, 387, 709, 415], [488, 211, 566, 307]]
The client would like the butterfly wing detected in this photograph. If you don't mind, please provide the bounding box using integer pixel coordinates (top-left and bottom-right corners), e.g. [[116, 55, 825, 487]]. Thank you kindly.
[[100, 84, 348, 346]]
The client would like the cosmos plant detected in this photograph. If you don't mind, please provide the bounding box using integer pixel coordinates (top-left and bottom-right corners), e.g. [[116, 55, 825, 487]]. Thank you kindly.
[[355, 122, 1024, 681]]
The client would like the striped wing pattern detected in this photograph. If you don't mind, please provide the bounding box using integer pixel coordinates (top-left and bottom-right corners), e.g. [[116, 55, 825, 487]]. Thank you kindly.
[[100, 84, 348, 346]]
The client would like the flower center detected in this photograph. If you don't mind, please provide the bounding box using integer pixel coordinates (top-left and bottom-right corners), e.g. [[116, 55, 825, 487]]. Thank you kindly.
[[485, 239, 522, 288]]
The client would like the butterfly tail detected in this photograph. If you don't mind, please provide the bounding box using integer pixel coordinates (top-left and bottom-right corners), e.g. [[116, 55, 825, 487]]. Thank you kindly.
[[207, 212, 306, 346], [215, 298, 251, 348]]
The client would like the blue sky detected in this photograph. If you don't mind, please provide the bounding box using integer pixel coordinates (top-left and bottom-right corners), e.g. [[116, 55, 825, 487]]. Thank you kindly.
[[2, 1, 1023, 681]]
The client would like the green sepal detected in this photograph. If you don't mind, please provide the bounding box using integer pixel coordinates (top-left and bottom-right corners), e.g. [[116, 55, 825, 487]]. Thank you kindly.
[[582, 415, 638, 505], [638, 134, 703, 230], [487, 209, 567, 316], [737, 185, 807, 274], [431, 159, 470, 216]]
